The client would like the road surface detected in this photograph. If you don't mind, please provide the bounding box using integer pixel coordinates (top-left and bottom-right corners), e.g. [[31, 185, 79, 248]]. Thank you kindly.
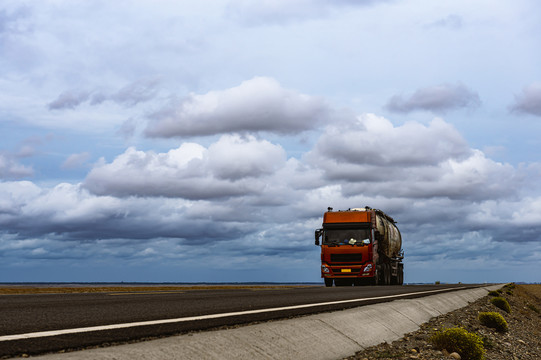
[[0, 284, 479, 357]]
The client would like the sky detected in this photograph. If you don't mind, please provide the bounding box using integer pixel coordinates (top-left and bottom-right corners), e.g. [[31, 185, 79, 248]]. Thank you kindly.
[[1, 0, 541, 284]]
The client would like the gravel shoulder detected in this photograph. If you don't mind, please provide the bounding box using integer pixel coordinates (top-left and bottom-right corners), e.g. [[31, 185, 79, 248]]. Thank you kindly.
[[344, 284, 541, 360]]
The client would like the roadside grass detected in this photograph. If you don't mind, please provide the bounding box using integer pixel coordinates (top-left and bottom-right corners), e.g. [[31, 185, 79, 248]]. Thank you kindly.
[[491, 296, 511, 313], [518, 283, 541, 300], [430, 327, 485, 360], [478, 312, 508, 332], [429, 284, 541, 360]]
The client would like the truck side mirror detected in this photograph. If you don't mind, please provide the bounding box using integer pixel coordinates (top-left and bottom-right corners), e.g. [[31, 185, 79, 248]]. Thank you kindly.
[[315, 229, 322, 246]]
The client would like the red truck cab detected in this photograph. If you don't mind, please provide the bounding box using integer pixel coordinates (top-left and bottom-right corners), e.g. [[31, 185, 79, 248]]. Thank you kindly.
[[315, 207, 403, 287]]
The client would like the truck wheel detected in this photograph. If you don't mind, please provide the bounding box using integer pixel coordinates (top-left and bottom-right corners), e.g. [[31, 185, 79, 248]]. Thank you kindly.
[[324, 278, 333, 287], [390, 263, 399, 285], [384, 263, 391, 285], [371, 265, 381, 286], [398, 264, 404, 285]]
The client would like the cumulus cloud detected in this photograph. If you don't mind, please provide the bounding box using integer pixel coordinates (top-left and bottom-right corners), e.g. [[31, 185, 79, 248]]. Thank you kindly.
[[3, 1, 541, 283], [308, 114, 517, 201], [207, 135, 287, 181], [144, 77, 329, 138], [510, 83, 541, 116], [386, 83, 481, 113], [2, 112, 541, 282], [84, 135, 287, 199], [0, 181, 252, 245]]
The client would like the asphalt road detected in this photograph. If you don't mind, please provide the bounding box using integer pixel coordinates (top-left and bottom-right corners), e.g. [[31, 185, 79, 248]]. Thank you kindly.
[[0, 284, 479, 357]]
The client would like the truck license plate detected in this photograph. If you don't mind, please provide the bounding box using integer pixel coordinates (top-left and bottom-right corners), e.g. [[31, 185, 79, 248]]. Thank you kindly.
[[341, 269, 351, 273]]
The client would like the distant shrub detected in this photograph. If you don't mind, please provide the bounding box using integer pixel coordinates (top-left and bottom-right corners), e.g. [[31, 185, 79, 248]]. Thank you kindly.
[[504, 283, 515, 290], [435, 281, 441, 285], [479, 312, 508, 332], [488, 290, 499, 297], [491, 297, 511, 313], [429, 328, 485, 360]]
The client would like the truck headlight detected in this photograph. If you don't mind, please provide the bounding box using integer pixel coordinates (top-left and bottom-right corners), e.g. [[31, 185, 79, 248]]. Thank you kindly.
[[363, 263, 373, 272], [322, 265, 330, 273]]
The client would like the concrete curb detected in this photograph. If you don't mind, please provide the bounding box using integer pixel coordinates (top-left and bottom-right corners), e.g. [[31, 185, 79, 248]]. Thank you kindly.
[[38, 285, 503, 360]]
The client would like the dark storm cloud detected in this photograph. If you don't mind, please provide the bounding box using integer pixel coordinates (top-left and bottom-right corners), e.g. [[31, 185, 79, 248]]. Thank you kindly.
[[484, 226, 541, 243], [145, 77, 329, 138], [0, 182, 254, 244], [386, 83, 481, 113], [510, 83, 541, 116]]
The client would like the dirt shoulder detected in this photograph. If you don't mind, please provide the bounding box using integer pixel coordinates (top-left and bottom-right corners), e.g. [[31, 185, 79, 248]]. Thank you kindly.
[[345, 284, 541, 360], [0, 284, 311, 295]]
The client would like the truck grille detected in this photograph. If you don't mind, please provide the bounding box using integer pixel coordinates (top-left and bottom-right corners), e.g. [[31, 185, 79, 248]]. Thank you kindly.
[[330, 253, 362, 263]]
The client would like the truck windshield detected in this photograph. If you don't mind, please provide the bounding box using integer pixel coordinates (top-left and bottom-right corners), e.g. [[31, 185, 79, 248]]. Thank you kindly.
[[323, 228, 371, 245]]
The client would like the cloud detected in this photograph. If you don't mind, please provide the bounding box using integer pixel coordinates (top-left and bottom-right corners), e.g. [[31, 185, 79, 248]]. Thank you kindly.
[[510, 83, 541, 116], [386, 83, 481, 113], [48, 79, 160, 110], [2, 113, 541, 283], [0, 153, 33, 179], [2, 1, 541, 283], [84, 134, 287, 199], [144, 77, 329, 137], [61, 152, 91, 170], [426, 14, 463, 29], [48, 90, 90, 110], [0, 6, 30, 37], [226, 0, 392, 26], [0, 181, 244, 244], [91, 78, 160, 107], [207, 135, 287, 181], [307, 114, 517, 201]]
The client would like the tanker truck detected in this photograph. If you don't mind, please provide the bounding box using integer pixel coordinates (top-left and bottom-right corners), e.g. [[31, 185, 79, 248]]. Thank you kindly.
[[314, 206, 404, 287]]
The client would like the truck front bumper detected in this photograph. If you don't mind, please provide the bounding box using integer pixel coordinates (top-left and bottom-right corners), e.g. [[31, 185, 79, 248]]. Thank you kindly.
[[321, 262, 374, 278]]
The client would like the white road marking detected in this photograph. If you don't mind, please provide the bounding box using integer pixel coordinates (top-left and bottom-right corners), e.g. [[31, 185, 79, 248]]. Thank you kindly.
[[0, 287, 466, 342]]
